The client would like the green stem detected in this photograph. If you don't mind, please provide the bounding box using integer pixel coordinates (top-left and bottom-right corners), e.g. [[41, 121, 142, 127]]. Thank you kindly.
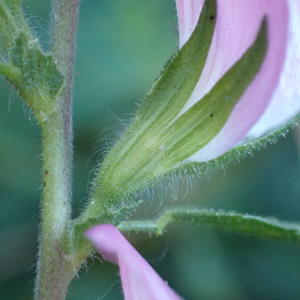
[[35, 113, 74, 300], [34, 1, 80, 299], [51, 0, 81, 179], [52, 0, 80, 85]]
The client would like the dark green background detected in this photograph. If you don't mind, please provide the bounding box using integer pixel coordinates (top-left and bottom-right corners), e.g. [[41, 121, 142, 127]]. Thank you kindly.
[[1, 1, 300, 299]]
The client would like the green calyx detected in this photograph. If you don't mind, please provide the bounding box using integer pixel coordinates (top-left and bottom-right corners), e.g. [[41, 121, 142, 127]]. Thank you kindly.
[[86, 0, 217, 212], [81, 0, 268, 220], [156, 18, 268, 169], [0, 1, 65, 124]]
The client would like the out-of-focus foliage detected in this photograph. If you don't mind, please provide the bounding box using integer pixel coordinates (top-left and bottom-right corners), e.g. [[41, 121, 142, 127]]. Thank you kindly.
[[1, 1, 300, 299]]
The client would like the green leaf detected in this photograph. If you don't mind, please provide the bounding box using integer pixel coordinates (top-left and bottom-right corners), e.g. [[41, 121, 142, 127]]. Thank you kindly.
[[118, 208, 300, 242], [0, 2, 64, 123], [0, 0, 21, 30], [0, 61, 20, 80], [10, 32, 64, 99], [0, 32, 65, 123], [2, 0, 20, 11], [0, 0, 32, 57]]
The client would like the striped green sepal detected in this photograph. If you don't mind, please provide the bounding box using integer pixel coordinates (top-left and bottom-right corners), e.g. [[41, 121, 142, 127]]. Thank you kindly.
[[88, 14, 268, 212]]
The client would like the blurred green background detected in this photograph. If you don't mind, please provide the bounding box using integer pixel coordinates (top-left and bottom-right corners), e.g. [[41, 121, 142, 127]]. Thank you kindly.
[[1, 1, 300, 299]]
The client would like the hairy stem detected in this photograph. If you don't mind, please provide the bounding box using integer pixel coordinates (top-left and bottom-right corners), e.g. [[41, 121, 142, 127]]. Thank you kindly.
[[35, 113, 74, 300], [34, 0, 80, 299], [51, 0, 81, 181]]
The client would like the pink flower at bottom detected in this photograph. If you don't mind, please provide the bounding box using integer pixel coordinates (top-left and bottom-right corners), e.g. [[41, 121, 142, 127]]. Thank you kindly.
[[85, 224, 184, 300]]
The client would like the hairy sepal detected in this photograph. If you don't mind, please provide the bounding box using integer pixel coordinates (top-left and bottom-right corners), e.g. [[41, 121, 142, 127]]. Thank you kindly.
[[86, 0, 217, 211], [86, 14, 267, 215]]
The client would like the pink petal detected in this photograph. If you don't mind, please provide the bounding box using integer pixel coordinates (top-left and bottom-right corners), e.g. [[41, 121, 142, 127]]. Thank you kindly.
[[246, 0, 300, 139], [175, 0, 205, 48], [176, 0, 290, 162], [85, 225, 184, 300]]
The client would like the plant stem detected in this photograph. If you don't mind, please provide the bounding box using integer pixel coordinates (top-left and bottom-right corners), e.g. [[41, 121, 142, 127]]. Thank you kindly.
[[51, 0, 81, 175], [35, 113, 74, 300], [34, 0, 80, 299], [52, 0, 80, 81]]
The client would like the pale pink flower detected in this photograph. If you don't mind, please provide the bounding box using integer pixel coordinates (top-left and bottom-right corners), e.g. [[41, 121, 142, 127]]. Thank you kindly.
[[85, 224, 184, 300], [176, 0, 300, 162]]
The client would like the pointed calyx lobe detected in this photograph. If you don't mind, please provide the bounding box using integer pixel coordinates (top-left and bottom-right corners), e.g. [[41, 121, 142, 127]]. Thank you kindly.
[[88, 0, 269, 210], [0, 1, 64, 123], [86, 225, 184, 300]]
